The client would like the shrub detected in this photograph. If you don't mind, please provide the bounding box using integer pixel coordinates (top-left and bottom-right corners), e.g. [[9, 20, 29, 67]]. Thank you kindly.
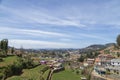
[[40, 66, 49, 74], [11, 62, 23, 75], [0, 57, 3, 62], [76, 70, 79, 75], [78, 55, 85, 62], [2, 66, 13, 79], [0, 73, 4, 80], [0, 51, 6, 57]]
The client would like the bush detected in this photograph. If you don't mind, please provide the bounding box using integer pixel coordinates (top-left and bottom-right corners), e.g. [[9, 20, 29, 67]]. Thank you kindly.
[[0, 73, 4, 80], [21, 56, 36, 69], [40, 66, 49, 74], [11, 62, 23, 75], [76, 70, 79, 75], [78, 55, 85, 62], [0, 56, 37, 79], [3, 66, 13, 78], [0, 58, 24, 79], [0, 51, 6, 57], [0, 57, 3, 62]]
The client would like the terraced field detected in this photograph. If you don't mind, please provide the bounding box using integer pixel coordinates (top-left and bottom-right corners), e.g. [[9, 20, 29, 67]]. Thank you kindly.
[[0, 56, 18, 67], [7, 65, 50, 80]]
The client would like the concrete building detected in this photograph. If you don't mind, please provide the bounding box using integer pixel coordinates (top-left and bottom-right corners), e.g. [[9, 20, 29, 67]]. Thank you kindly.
[[95, 54, 114, 66], [111, 59, 120, 66], [105, 59, 120, 75], [87, 58, 95, 65]]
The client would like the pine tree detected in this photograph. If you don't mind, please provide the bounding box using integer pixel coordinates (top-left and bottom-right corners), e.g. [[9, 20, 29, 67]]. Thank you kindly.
[[0, 39, 8, 55], [116, 35, 120, 47]]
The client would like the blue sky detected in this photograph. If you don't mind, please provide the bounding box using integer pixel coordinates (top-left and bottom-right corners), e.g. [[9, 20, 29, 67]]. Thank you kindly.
[[0, 0, 120, 48]]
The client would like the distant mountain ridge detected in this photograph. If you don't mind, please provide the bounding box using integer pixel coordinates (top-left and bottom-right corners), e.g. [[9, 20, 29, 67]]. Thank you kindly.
[[9, 43, 115, 54], [79, 43, 115, 53]]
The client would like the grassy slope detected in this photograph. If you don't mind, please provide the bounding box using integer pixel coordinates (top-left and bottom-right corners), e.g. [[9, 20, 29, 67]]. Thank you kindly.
[[7, 65, 48, 80], [43, 69, 50, 80], [52, 69, 81, 80], [0, 56, 18, 67]]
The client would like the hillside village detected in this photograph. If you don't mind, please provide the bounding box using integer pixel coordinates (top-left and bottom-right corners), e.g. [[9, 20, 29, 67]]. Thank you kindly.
[[2, 0, 120, 80], [0, 35, 120, 80]]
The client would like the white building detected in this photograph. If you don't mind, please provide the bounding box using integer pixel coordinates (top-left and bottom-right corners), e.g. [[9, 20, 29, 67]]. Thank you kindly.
[[105, 59, 120, 75], [111, 59, 120, 66]]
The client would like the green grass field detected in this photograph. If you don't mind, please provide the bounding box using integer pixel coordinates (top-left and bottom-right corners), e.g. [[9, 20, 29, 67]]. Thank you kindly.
[[52, 69, 81, 80], [0, 56, 18, 67], [7, 65, 49, 80], [43, 69, 50, 80]]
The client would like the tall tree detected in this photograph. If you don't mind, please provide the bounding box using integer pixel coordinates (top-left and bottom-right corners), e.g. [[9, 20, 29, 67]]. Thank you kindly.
[[116, 35, 120, 47], [0, 39, 8, 54], [11, 47, 14, 54], [78, 54, 85, 62]]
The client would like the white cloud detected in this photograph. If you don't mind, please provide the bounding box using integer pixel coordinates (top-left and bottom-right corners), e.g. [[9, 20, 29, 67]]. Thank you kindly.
[[22, 29, 70, 37], [9, 39, 76, 48], [78, 33, 111, 42], [0, 1, 117, 49], [0, 5, 86, 27], [0, 27, 70, 38]]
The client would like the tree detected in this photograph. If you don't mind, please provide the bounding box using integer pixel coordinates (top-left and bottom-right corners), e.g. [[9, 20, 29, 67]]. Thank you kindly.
[[81, 69, 86, 75], [11, 61, 23, 75], [117, 52, 120, 57], [87, 52, 94, 58], [116, 35, 120, 47], [20, 46, 24, 56], [76, 70, 79, 75], [95, 52, 100, 57], [0, 39, 8, 54], [11, 47, 14, 54], [0, 57, 3, 62], [3, 65, 12, 78], [78, 54, 85, 62]]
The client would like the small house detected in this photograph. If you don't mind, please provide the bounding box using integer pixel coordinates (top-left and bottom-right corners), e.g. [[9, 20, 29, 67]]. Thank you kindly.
[[111, 59, 120, 66], [87, 58, 95, 65]]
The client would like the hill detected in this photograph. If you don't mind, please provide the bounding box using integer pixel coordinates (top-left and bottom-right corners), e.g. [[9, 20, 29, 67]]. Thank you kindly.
[[79, 43, 115, 53]]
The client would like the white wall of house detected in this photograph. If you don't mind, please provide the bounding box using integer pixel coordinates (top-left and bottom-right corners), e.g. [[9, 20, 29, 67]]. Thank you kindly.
[[111, 59, 120, 66], [111, 62, 120, 66]]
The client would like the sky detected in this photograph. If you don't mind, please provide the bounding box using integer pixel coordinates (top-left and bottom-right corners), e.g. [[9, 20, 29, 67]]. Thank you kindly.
[[0, 0, 120, 49]]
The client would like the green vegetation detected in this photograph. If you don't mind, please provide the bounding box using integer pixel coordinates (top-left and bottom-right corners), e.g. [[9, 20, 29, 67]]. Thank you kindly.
[[116, 35, 120, 47], [87, 52, 100, 58], [43, 69, 50, 80], [52, 69, 81, 80], [78, 51, 100, 62], [117, 34, 120, 47], [78, 54, 85, 62], [0, 56, 20, 79], [7, 65, 49, 80], [0, 38, 100, 80], [0, 56, 18, 67], [11, 47, 15, 54], [0, 39, 50, 80], [0, 55, 39, 80], [0, 39, 8, 56]]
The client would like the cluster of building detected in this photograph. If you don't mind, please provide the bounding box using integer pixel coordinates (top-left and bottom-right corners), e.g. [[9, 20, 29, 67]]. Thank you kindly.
[[93, 53, 120, 77], [40, 59, 64, 70], [106, 59, 120, 74]]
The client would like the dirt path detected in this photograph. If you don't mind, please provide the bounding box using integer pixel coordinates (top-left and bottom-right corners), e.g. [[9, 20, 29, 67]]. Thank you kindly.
[[46, 69, 54, 80]]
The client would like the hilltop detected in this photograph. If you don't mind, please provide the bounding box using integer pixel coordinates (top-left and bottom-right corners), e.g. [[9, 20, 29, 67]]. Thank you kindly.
[[78, 43, 115, 53]]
